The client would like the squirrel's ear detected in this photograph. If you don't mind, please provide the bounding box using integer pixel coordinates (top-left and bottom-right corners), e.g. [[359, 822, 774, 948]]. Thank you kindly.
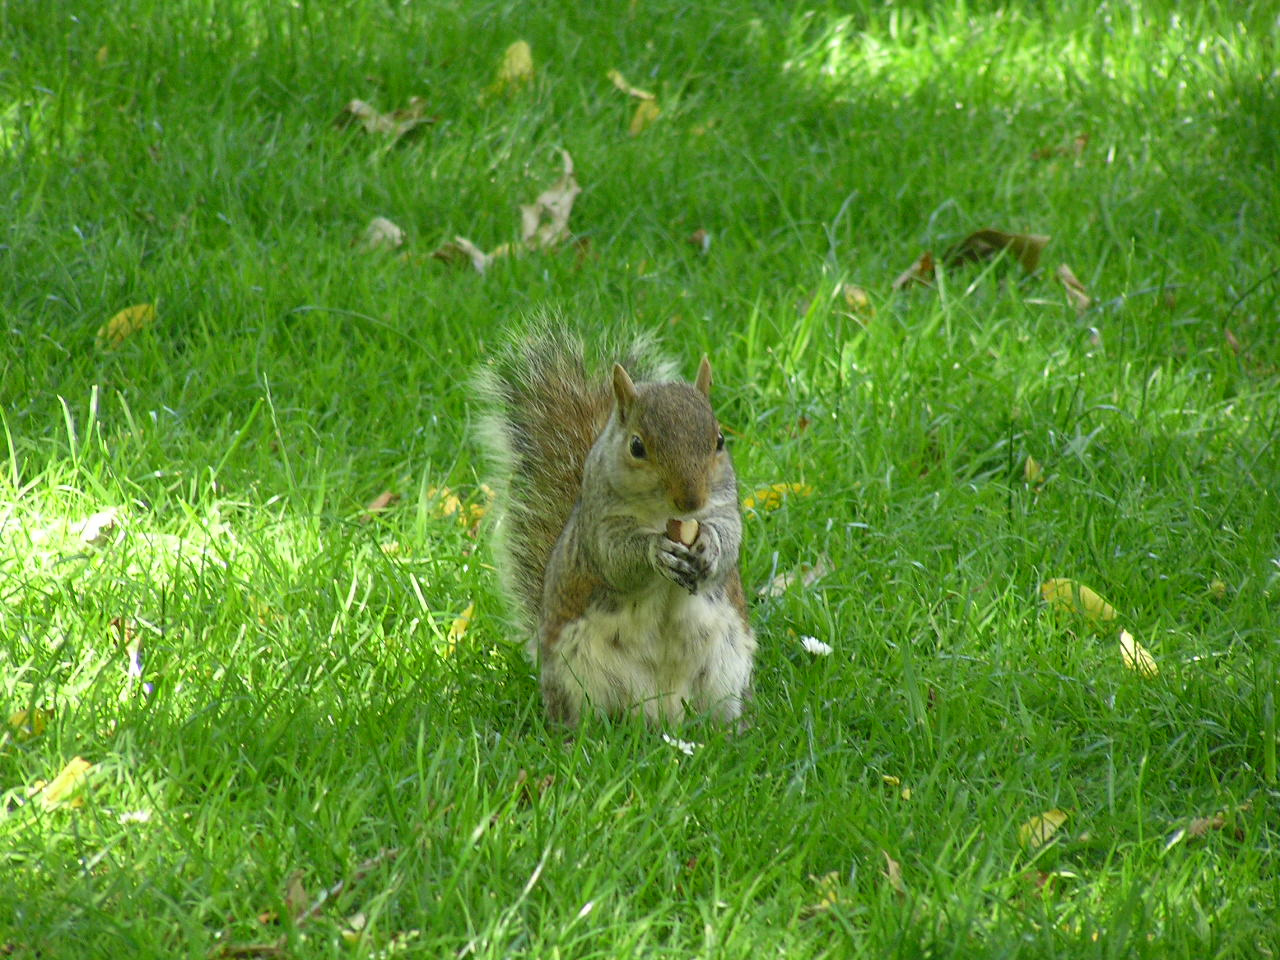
[[694, 355, 713, 397], [612, 363, 639, 416]]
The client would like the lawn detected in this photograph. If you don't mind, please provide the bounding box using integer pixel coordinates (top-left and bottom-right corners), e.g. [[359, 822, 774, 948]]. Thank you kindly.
[[2, 0, 1278, 956]]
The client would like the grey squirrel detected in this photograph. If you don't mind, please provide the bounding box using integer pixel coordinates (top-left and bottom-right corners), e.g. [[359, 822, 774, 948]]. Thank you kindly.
[[476, 324, 756, 726]]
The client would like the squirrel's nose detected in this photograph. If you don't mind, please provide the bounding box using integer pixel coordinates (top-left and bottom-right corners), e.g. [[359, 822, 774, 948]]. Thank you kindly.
[[673, 489, 706, 514]]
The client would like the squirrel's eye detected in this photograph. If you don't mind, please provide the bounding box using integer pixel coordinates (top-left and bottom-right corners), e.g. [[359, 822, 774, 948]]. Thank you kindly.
[[629, 435, 647, 459], [716, 431, 725, 451]]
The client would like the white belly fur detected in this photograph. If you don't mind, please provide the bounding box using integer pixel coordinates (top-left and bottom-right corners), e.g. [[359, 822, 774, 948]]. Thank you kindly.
[[552, 584, 755, 723]]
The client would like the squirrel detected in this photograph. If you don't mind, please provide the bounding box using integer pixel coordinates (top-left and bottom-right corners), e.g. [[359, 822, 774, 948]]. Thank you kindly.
[[476, 323, 756, 727]]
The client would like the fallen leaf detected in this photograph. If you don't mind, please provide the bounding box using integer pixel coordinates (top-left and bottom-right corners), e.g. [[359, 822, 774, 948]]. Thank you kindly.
[[943, 229, 1050, 274], [284, 871, 310, 921], [607, 68, 655, 100], [1209, 578, 1228, 601], [799, 635, 833, 656], [520, 149, 581, 250], [686, 228, 711, 254], [1224, 329, 1241, 355], [6, 708, 52, 742], [446, 602, 474, 654], [629, 99, 661, 136], [1056, 263, 1092, 314], [1019, 809, 1068, 849], [881, 850, 906, 898], [359, 217, 406, 251], [97, 304, 155, 349], [743, 482, 814, 512], [1118, 629, 1158, 677], [1041, 578, 1117, 622], [801, 871, 845, 916], [338, 97, 434, 142], [361, 490, 400, 521], [840, 283, 873, 322], [891, 251, 935, 291], [1024, 455, 1045, 484], [431, 236, 497, 274], [38, 756, 93, 809], [759, 554, 832, 597], [491, 41, 534, 95], [96, 45, 109, 65], [74, 506, 124, 545]]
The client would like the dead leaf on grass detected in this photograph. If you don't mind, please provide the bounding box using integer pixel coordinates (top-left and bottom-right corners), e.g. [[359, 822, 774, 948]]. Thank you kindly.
[[445, 602, 475, 654], [943, 229, 1050, 274], [1118, 629, 1158, 678], [359, 217, 406, 251], [1024, 455, 1045, 485], [743, 482, 814, 512], [629, 99, 661, 136], [361, 490, 401, 522], [35, 756, 93, 809], [686, 228, 711, 255], [800, 871, 846, 916], [6, 708, 52, 742], [489, 41, 534, 96], [338, 97, 434, 142], [891, 251, 935, 291], [97, 304, 155, 349], [1041, 578, 1117, 623], [1056, 263, 1092, 314], [759, 554, 832, 597], [607, 69, 655, 100], [431, 236, 503, 274], [839, 283, 874, 322], [882, 850, 906, 898], [520, 148, 581, 250], [1019, 809, 1068, 849]]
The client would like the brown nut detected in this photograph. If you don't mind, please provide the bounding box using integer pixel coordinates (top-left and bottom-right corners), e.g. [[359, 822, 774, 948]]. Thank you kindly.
[[666, 518, 699, 546]]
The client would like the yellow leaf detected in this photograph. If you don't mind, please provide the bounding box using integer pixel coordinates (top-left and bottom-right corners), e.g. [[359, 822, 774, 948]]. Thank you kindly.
[[607, 69, 655, 100], [1040, 579, 1117, 622], [1024, 455, 1044, 484], [1208, 578, 1227, 601], [743, 482, 814, 512], [446, 602, 475, 654], [39, 756, 93, 809], [1019, 808, 1068, 849], [7, 708, 52, 741], [97, 304, 155, 348], [1118, 629, 1158, 678], [95, 45, 109, 65], [629, 99, 661, 136], [519, 149, 581, 251], [493, 40, 534, 93]]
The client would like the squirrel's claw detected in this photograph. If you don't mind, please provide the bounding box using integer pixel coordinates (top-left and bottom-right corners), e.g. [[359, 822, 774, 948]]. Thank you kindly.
[[653, 538, 707, 593]]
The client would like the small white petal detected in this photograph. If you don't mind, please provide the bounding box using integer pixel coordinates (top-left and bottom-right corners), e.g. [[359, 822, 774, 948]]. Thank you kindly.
[[800, 635, 834, 656], [661, 733, 700, 756]]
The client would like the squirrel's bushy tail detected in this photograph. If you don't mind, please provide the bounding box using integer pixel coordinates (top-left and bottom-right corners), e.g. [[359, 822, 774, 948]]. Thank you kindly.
[[475, 321, 675, 639]]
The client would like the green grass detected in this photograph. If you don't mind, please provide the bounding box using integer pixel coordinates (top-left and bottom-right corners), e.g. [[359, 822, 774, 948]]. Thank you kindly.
[[2, 0, 1279, 955]]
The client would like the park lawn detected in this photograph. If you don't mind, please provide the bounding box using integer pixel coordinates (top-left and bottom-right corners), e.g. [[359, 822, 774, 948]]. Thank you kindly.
[[2, 0, 1278, 956]]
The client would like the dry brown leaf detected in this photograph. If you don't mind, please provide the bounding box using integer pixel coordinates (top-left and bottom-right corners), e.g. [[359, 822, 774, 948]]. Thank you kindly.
[[1056, 263, 1092, 314], [359, 217, 406, 251], [943, 229, 1050, 274], [686, 228, 711, 255], [361, 490, 400, 521], [881, 850, 906, 898], [758, 554, 832, 597], [432, 236, 495, 274], [1224, 329, 1242, 355], [629, 99, 661, 136], [520, 149, 580, 250], [338, 97, 434, 141], [1041, 579, 1117, 622], [891, 251, 935, 291], [284, 871, 310, 921], [607, 69, 655, 100], [1019, 809, 1068, 849], [97, 304, 155, 349]]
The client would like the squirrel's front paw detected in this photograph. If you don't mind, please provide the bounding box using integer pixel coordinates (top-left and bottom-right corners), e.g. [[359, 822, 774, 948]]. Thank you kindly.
[[651, 537, 709, 593]]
